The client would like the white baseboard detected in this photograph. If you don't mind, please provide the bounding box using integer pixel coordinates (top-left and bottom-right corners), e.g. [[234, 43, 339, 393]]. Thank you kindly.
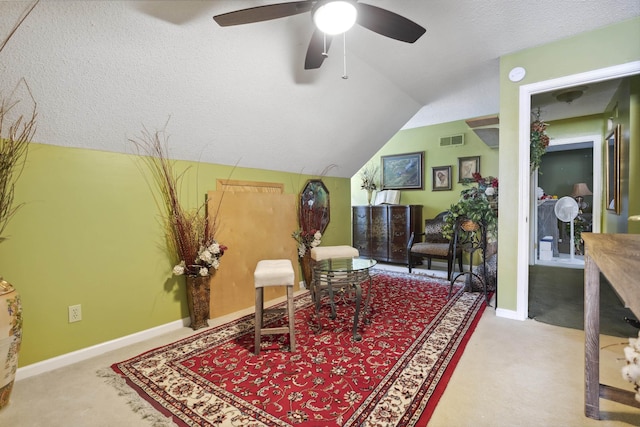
[[16, 291, 308, 382], [16, 317, 190, 381], [495, 307, 524, 321]]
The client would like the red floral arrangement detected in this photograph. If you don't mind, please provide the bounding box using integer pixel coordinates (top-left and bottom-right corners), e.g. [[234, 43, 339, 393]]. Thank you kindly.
[[472, 172, 498, 190]]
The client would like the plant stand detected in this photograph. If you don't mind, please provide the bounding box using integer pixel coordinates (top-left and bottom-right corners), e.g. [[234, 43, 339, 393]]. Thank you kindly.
[[448, 219, 491, 306]]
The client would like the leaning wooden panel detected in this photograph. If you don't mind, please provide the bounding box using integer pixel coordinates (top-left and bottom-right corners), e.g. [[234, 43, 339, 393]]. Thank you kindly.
[[207, 191, 299, 319], [216, 179, 284, 193]]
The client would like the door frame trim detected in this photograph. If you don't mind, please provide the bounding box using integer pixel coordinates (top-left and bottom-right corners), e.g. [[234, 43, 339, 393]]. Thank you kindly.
[[514, 61, 640, 321]]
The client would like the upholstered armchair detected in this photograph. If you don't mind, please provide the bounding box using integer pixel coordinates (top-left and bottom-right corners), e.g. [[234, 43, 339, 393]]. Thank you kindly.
[[407, 211, 462, 280]]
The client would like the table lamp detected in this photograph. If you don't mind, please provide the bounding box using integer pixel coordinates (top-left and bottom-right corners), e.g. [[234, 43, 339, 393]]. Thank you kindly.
[[571, 182, 592, 211]]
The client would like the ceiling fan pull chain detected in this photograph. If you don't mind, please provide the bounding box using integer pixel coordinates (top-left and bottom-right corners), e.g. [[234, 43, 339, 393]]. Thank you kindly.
[[342, 32, 348, 79], [322, 32, 328, 57]]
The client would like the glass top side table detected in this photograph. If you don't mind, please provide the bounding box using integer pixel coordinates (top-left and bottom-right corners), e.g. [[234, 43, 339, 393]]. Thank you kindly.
[[311, 258, 377, 340]]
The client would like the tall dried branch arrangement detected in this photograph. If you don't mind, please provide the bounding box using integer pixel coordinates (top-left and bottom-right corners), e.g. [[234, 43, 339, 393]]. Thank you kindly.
[[130, 127, 214, 269], [0, 0, 39, 243], [0, 0, 40, 56], [0, 93, 37, 242]]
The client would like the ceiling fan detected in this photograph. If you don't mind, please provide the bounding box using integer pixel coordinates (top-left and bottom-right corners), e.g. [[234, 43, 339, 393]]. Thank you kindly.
[[213, 1, 426, 70]]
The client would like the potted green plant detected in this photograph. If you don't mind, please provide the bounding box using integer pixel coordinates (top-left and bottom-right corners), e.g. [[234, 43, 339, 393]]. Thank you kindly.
[[443, 173, 498, 240]]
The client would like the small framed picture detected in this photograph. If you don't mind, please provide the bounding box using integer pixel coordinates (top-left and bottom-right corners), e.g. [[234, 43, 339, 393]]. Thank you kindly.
[[432, 165, 452, 191], [458, 156, 480, 182]]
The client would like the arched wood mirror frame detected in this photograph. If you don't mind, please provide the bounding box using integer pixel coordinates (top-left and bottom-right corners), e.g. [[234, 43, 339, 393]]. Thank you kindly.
[[299, 179, 330, 234]]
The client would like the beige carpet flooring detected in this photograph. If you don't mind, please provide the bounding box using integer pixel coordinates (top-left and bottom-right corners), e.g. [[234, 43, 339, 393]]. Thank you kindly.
[[1, 263, 639, 426]]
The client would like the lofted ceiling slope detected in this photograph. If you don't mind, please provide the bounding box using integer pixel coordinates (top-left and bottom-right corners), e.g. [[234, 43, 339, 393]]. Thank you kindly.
[[1, 1, 638, 178]]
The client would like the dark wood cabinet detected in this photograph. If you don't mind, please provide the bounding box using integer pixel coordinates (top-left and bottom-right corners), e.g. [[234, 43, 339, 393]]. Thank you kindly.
[[352, 205, 423, 264]]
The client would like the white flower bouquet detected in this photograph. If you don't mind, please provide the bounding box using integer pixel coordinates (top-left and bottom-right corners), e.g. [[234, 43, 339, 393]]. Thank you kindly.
[[292, 229, 321, 257], [172, 240, 227, 277]]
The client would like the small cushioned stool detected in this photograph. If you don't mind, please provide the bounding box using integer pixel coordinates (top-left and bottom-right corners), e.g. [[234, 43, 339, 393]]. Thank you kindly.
[[310, 245, 359, 262], [254, 259, 296, 355]]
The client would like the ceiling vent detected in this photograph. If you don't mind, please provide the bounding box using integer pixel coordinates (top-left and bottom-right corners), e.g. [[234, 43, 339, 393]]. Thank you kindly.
[[465, 115, 499, 148], [439, 134, 464, 147]]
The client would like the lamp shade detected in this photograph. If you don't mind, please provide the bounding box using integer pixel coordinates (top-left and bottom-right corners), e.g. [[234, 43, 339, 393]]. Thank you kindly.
[[313, 1, 358, 35], [571, 182, 592, 198]]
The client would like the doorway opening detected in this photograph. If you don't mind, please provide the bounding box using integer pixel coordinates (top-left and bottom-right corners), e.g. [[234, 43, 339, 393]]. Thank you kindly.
[[513, 61, 640, 321], [530, 136, 601, 269]]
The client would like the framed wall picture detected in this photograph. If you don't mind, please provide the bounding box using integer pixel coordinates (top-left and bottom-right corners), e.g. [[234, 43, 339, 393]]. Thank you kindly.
[[300, 179, 330, 234], [432, 165, 452, 191], [458, 156, 480, 182], [605, 124, 621, 214], [381, 151, 424, 190]]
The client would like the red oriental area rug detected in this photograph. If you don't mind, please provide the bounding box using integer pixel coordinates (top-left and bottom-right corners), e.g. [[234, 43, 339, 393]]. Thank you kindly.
[[104, 271, 488, 426]]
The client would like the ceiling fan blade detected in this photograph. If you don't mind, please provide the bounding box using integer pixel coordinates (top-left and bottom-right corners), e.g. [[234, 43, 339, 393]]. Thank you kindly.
[[305, 29, 332, 70], [213, 1, 313, 26], [355, 3, 426, 43]]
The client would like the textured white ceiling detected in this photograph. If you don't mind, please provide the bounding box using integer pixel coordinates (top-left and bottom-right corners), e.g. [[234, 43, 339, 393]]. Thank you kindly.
[[1, 1, 638, 178]]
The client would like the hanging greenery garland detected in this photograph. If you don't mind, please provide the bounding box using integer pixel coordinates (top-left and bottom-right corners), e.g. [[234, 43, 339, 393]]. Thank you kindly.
[[530, 108, 550, 172]]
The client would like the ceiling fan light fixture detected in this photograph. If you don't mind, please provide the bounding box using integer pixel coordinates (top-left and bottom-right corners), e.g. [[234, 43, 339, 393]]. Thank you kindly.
[[313, 1, 357, 35], [553, 85, 588, 104]]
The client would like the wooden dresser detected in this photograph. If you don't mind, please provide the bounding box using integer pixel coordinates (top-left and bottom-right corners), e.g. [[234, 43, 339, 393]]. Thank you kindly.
[[352, 205, 423, 264]]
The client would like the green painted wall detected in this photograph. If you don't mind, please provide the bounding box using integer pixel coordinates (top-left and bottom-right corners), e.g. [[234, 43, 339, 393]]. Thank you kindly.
[[545, 114, 603, 140], [351, 120, 499, 221], [539, 148, 593, 203], [602, 76, 638, 233], [538, 115, 602, 203], [630, 77, 640, 234], [0, 144, 352, 366], [499, 17, 640, 311]]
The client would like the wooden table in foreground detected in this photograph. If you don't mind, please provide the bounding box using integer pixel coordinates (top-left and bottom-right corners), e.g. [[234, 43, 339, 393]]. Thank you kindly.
[[583, 233, 640, 419]]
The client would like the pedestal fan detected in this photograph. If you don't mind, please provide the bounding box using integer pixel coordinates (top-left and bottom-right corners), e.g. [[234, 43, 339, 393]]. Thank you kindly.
[[554, 196, 580, 260]]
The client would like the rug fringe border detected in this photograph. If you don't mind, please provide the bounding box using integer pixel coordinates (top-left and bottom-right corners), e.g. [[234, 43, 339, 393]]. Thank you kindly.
[[97, 368, 175, 427]]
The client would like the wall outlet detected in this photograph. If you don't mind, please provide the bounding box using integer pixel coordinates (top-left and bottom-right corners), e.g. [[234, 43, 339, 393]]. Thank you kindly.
[[68, 304, 82, 323]]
